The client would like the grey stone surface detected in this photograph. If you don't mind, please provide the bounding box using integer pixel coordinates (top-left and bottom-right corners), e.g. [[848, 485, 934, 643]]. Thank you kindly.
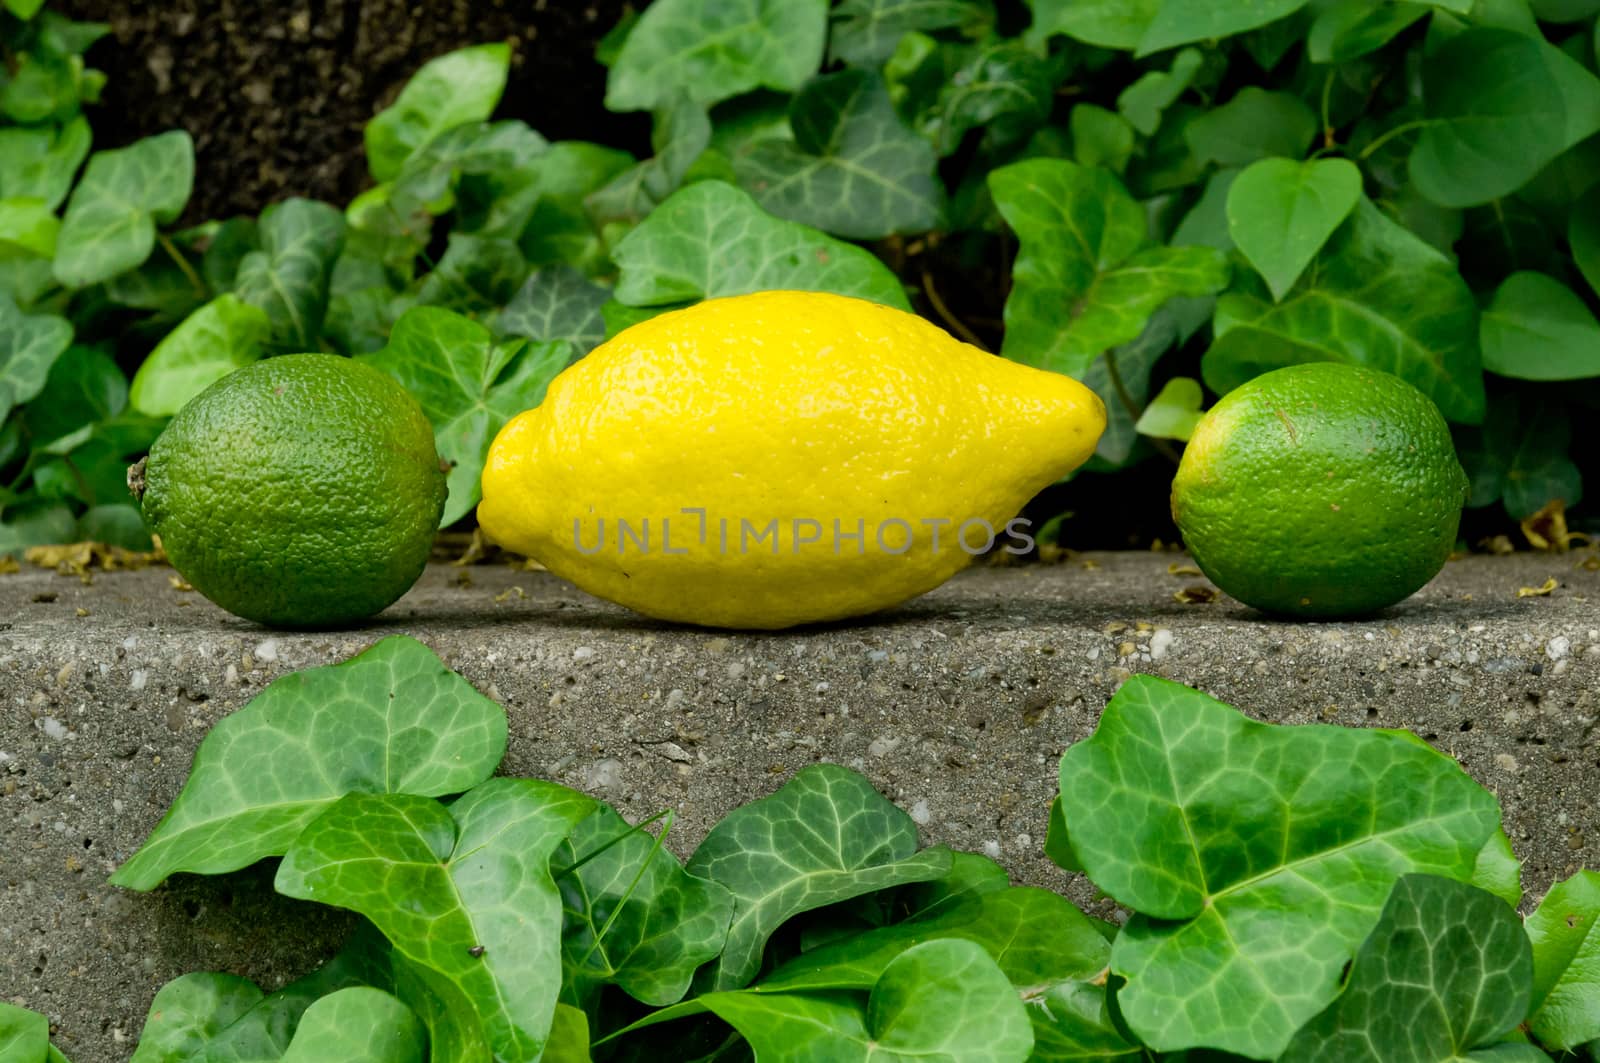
[[3, 552, 1599, 1061]]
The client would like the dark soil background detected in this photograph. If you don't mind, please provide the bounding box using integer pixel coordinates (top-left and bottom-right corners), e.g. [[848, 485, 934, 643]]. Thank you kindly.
[[55, 0, 650, 222]]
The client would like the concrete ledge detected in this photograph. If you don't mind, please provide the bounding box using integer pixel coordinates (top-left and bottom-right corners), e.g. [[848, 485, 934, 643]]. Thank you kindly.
[[3, 553, 1598, 1061]]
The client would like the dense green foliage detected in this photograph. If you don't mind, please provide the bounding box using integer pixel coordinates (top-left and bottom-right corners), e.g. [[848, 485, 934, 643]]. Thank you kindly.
[[0, 638, 1575, 1060], [3, 0, 1599, 556]]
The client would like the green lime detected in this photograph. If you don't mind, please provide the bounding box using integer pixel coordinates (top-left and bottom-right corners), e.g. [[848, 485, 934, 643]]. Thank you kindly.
[[1171, 363, 1468, 618], [134, 354, 447, 628]]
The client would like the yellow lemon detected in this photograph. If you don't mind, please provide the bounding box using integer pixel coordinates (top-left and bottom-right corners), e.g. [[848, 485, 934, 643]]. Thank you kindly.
[[479, 291, 1104, 628]]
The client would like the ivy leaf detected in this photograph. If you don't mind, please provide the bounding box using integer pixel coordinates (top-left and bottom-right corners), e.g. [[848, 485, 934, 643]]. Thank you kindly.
[[686, 764, 952, 990], [884, 33, 967, 136], [0, 47, 80, 124], [1226, 157, 1362, 301], [1571, 186, 1600, 298], [1173, 167, 1239, 251], [1184, 87, 1317, 166], [989, 158, 1230, 379], [452, 130, 570, 243], [275, 781, 598, 1063], [128, 932, 392, 1063], [343, 182, 430, 271], [360, 307, 571, 526], [585, 99, 711, 228], [1279, 876, 1532, 1062], [0, 197, 60, 258], [407, 233, 529, 316], [0, 293, 72, 423], [130, 973, 265, 1063], [709, 93, 794, 158], [108, 636, 509, 891], [610, 180, 910, 311], [323, 289, 397, 357], [1136, 0, 1311, 56], [320, 194, 425, 356], [495, 266, 611, 355], [600, 300, 663, 339], [1308, 0, 1430, 63], [1203, 197, 1486, 424], [279, 988, 424, 1063], [701, 940, 1034, 1062], [829, 0, 993, 67], [893, 851, 1013, 916], [543, 1005, 591, 1063], [555, 805, 735, 1006], [1060, 675, 1501, 1058], [32, 13, 114, 57], [1535, 0, 1600, 18], [1070, 104, 1136, 173], [175, 930, 394, 1063], [733, 69, 942, 238], [53, 130, 194, 289], [365, 44, 511, 183], [1024, 0, 1159, 50], [2, 0, 46, 20], [1412, 29, 1600, 208], [0, 253, 57, 308], [606, 0, 828, 112], [393, 120, 548, 220], [1526, 870, 1600, 1050], [201, 217, 260, 293], [1043, 798, 1080, 874], [232, 198, 347, 350], [1135, 376, 1204, 441], [1237, 9, 1308, 69], [126, 295, 269, 418], [1471, 829, 1523, 910], [1030, 980, 1142, 1061], [22, 342, 125, 450], [1379, 185, 1462, 257], [517, 141, 635, 272], [1481, 272, 1600, 381], [1455, 393, 1582, 519], [933, 42, 1055, 155], [0, 112, 90, 206], [388, 954, 493, 1063], [0, 502, 75, 558], [0, 1001, 48, 1062], [757, 885, 1110, 999], [102, 255, 206, 322], [1116, 47, 1202, 136]]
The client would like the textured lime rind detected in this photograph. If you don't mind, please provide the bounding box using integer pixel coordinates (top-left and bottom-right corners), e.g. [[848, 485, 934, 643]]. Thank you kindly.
[[1172, 362, 1468, 617], [141, 354, 447, 628]]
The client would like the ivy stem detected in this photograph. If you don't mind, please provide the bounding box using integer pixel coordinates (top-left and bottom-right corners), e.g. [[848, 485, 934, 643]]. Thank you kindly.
[[158, 232, 206, 296], [1319, 70, 1336, 150], [577, 810, 673, 967], [922, 268, 990, 352], [384, 198, 439, 274], [1104, 348, 1181, 466], [552, 806, 673, 881], [1357, 118, 1432, 161]]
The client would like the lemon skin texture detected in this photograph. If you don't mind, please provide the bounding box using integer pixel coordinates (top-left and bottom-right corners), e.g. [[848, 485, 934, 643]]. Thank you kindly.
[[1171, 363, 1469, 619], [139, 354, 448, 629], [479, 291, 1105, 629]]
